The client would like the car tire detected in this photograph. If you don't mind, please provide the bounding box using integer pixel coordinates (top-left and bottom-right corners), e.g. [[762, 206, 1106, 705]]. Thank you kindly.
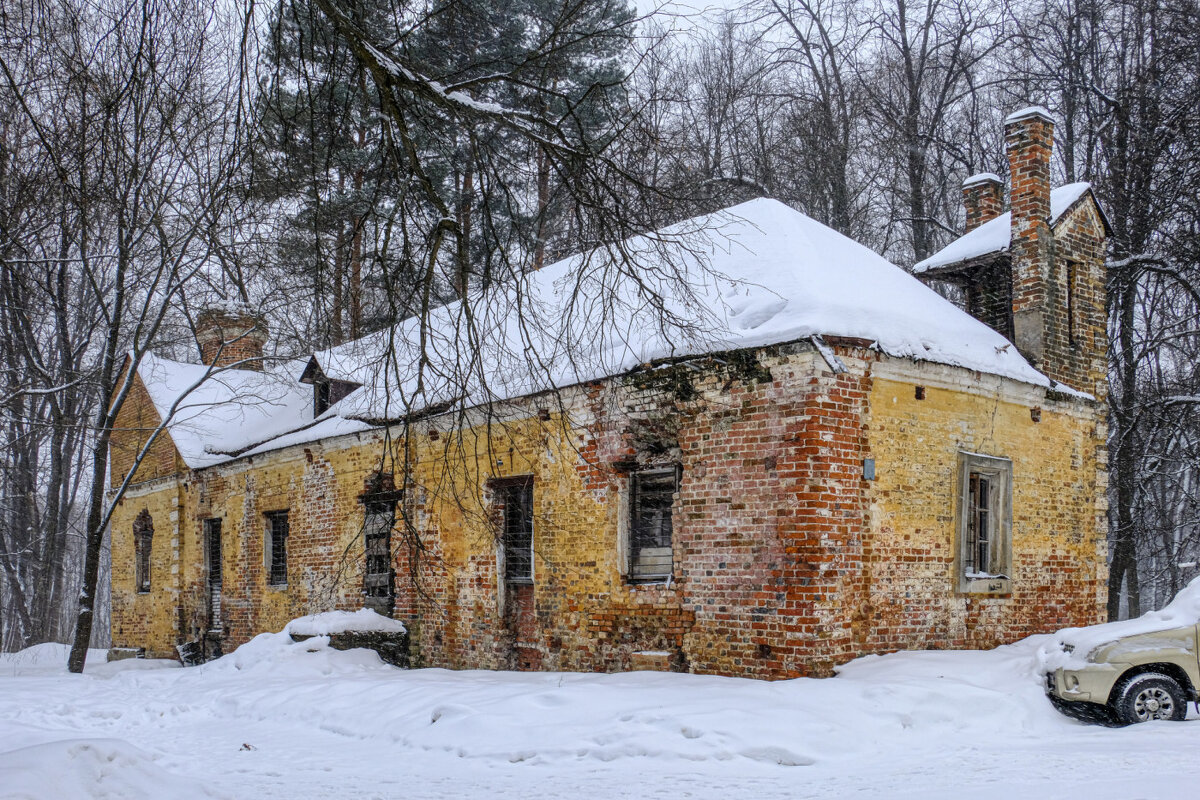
[[1112, 672, 1188, 725]]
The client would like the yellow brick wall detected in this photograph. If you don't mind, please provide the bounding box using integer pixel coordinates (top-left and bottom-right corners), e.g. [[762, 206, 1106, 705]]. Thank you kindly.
[[108, 345, 1107, 676], [109, 369, 185, 487], [865, 363, 1107, 652], [109, 480, 186, 658]]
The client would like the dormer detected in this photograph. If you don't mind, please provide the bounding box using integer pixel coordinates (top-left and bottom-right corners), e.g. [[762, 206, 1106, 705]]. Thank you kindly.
[[299, 358, 361, 417]]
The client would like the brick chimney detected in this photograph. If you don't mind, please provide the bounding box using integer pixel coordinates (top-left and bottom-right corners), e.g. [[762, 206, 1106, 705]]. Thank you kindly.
[[961, 172, 1004, 233], [195, 306, 268, 371], [1004, 106, 1055, 367]]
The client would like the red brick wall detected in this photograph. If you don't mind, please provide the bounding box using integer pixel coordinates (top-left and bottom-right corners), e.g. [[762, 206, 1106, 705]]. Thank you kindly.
[[962, 176, 1003, 233], [111, 342, 1105, 678], [195, 309, 268, 371]]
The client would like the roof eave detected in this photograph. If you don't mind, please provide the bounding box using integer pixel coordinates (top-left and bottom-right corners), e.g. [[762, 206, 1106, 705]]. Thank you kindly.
[[915, 250, 1011, 280], [298, 356, 324, 385]]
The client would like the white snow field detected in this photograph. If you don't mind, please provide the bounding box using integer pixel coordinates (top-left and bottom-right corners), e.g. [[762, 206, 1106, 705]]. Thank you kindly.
[[1, 633, 1196, 800]]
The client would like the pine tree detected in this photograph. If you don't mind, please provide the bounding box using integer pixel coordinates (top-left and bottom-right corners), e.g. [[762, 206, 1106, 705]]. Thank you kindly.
[[254, 0, 637, 335]]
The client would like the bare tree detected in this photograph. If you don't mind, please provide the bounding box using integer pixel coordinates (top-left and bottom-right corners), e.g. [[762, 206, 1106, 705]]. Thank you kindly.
[[1015, 0, 1200, 616], [0, 0, 261, 668], [858, 0, 1011, 263]]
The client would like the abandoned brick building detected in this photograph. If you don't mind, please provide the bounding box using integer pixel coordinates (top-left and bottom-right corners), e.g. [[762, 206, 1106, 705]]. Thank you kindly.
[[109, 106, 1111, 678]]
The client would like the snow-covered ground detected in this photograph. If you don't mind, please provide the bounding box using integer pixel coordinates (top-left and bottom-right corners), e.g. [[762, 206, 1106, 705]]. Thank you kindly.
[[1, 633, 1196, 800]]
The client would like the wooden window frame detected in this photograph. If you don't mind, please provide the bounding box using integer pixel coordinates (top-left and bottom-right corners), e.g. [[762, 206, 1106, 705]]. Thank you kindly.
[[204, 518, 223, 631], [264, 510, 289, 588], [362, 494, 399, 616], [134, 510, 153, 594], [628, 466, 679, 584], [955, 452, 1012, 594], [492, 476, 534, 585]]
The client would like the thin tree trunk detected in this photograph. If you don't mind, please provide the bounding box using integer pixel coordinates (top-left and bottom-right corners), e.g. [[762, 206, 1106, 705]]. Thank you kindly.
[[1107, 277, 1142, 620]]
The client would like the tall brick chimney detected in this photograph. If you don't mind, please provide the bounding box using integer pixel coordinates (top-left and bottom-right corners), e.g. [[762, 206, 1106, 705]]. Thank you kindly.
[[195, 306, 268, 371], [961, 172, 1004, 233], [1004, 106, 1055, 367]]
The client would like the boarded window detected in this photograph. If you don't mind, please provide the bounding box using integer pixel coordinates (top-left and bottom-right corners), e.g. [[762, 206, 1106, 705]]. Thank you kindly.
[[630, 468, 678, 581], [134, 510, 153, 593], [496, 479, 534, 584], [957, 453, 1012, 591], [204, 518, 222, 630], [264, 511, 289, 586], [363, 499, 395, 614]]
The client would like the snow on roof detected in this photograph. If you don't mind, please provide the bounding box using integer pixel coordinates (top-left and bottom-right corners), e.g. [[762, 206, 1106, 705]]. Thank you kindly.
[[1003, 105, 1054, 125], [134, 353, 312, 468], [962, 172, 1002, 188], [137, 198, 1065, 469], [913, 183, 1093, 274], [309, 199, 1054, 423]]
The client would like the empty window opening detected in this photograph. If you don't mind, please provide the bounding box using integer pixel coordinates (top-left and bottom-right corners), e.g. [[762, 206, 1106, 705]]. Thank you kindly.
[[313, 377, 361, 416], [1066, 260, 1078, 346]]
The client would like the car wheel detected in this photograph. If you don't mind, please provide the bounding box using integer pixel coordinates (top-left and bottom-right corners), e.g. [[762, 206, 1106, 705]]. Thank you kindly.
[[1113, 673, 1188, 725]]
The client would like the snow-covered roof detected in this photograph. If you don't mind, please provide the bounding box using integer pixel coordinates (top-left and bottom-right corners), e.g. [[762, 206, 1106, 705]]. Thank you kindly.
[[304, 199, 1057, 422], [134, 353, 312, 468], [1003, 105, 1054, 125], [914, 183, 1094, 274], [962, 172, 1002, 188], [135, 198, 1067, 470]]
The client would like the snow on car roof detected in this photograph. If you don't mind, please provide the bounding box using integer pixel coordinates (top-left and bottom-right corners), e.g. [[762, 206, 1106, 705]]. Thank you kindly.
[[1039, 575, 1200, 671]]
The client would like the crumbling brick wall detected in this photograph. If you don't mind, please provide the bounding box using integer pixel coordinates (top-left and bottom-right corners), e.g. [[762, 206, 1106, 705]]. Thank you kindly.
[[109, 340, 1106, 678]]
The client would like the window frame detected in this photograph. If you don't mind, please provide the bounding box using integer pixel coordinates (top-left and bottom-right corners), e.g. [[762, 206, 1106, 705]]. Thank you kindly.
[[955, 452, 1013, 594], [133, 510, 153, 594], [263, 510, 289, 588], [493, 476, 534, 585], [627, 466, 680, 584], [204, 517, 223, 631], [362, 494, 398, 615]]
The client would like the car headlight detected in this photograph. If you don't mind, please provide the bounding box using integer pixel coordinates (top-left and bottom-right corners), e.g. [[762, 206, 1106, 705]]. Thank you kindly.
[[1065, 673, 1079, 690]]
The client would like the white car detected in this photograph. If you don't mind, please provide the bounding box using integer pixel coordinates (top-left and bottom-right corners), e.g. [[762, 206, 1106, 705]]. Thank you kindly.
[[1041, 579, 1200, 725]]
